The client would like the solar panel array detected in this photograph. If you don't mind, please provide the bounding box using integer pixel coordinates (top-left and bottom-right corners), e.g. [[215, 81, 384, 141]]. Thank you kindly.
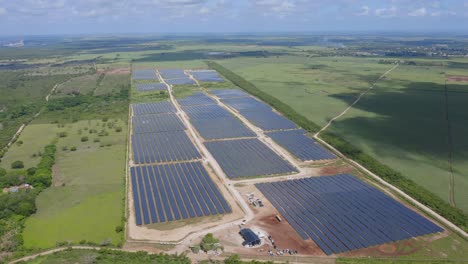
[[178, 92, 216, 106], [132, 131, 202, 164], [136, 82, 167, 92], [222, 97, 272, 112], [183, 104, 256, 140], [205, 139, 297, 178], [267, 130, 336, 161], [190, 70, 224, 82], [166, 78, 196, 85], [159, 69, 187, 79], [132, 101, 176, 116], [222, 97, 298, 131], [131, 162, 232, 225], [132, 114, 185, 134], [133, 69, 158, 80], [256, 175, 443, 255], [210, 89, 249, 99]]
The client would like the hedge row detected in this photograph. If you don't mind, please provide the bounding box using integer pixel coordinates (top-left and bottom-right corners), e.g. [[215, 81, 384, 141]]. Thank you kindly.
[[29, 144, 56, 190], [207, 61, 467, 232]]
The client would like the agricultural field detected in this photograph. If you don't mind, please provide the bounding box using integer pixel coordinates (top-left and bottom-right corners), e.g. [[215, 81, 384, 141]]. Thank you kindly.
[[217, 56, 468, 213]]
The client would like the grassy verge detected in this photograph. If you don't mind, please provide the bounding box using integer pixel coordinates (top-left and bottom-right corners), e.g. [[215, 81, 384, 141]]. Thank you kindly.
[[207, 61, 468, 233]]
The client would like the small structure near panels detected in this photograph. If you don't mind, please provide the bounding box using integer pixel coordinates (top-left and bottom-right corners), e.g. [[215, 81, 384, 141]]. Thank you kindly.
[[239, 228, 261, 247]]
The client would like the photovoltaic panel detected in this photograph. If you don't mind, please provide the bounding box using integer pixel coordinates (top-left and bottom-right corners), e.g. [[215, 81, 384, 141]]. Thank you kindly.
[[256, 175, 443, 255], [182, 104, 256, 139], [210, 89, 249, 99], [132, 101, 176, 116], [178, 92, 216, 106], [133, 69, 157, 80], [241, 110, 297, 131], [190, 70, 224, 82], [132, 113, 185, 133], [132, 131, 201, 164], [166, 78, 196, 85], [159, 69, 187, 79], [136, 82, 167, 92], [130, 162, 232, 225], [222, 97, 272, 112], [267, 130, 336, 161], [204, 138, 297, 178]]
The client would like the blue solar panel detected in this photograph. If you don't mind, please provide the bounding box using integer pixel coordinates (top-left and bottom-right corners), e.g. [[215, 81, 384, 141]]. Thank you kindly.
[[159, 69, 187, 79], [131, 162, 232, 225], [267, 130, 336, 161], [132, 131, 202, 164], [166, 78, 196, 85], [222, 97, 272, 112], [136, 82, 167, 92], [132, 101, 176, 116], [241, 110, 297, 131], [204, 138, 298, 178], [133, 69, 157, 80], [132, 114, 185, 134], [190, 71, 224, 82], [256, 175, 443, 255], [210, 89, 249, 99], [182, 104, 256, 140], [178, 92, 216, 106]]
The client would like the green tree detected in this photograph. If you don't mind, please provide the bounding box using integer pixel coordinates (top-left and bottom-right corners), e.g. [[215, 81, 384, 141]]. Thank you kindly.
[[11, 160, 24, 169]]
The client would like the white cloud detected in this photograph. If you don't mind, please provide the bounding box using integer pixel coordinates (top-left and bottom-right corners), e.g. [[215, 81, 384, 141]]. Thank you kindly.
[[375, 6, 397, 18], [0, 7, 6, 16], [251, 0, 296, 18], [356, 5, 369, 16], [408, 7, 427, 17]]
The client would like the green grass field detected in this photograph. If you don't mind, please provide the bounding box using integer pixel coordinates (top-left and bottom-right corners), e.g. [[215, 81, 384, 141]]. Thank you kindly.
[[218, 56, 468, 212], [0, 124, 61, 170], [52, 74, 100, 97], [23, 119, 127, 248], [95, 73, 130, 96]]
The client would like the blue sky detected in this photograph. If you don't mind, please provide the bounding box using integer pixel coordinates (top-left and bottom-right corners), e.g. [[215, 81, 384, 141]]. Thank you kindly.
[[0, 0, 467, 35]]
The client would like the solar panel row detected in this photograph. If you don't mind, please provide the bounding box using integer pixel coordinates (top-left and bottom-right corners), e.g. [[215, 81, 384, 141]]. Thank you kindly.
[[136, 82, 167, 92], [256, 175, 443, 255], [190, 71, 224, 82], [159, 69, 187, 79], [205, 138, 297, 178], [222, 97, 298, 131], [267, 130, 336, 161], [178, 92, 217, 106], [132, 131, 202, 164], [132, 114, 185, 134], [166, 78, 196, 85], [131, 162, 232, 225], [133, 69, 158, 80], [132, 101, 176, 116], [182, 104, 256, 140], [210, 89, 250, 99]]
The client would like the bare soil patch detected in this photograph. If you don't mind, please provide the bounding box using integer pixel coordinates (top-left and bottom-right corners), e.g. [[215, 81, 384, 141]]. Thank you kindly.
[[97, 68, 130, 75], [446, 75, 468, 82]]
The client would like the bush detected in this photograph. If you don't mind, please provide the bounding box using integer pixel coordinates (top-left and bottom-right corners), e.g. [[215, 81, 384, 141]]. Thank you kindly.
[[16, 140, 23, 146], [115, 127, 122, 132], [62, 146, 68, 151], [81, 136, 89, 142], [93, 138, 100, 143], [26, 167, 37, 176], [115, 225, 123, 233], [70, 146, 77, 151], [11, 160, 24, 169], [57, 131, 68, 138]]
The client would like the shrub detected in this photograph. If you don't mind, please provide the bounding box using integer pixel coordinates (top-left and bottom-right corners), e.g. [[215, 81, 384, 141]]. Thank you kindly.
[[81, 136, 89, 142], [115, 226, 123, 233], [94, 138, 100, 143], [70, 146, 77, 151], [11, 160, 24, 169], [26, 167, 37, 176], [115, 127, 122, 132], [62, 146, 68, 151], [16, 140, 23, 146], [57, 131, 68, 138]]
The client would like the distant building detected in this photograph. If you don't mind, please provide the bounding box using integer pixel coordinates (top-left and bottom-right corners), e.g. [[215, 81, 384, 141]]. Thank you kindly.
[[239, 228, 261, 247]]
